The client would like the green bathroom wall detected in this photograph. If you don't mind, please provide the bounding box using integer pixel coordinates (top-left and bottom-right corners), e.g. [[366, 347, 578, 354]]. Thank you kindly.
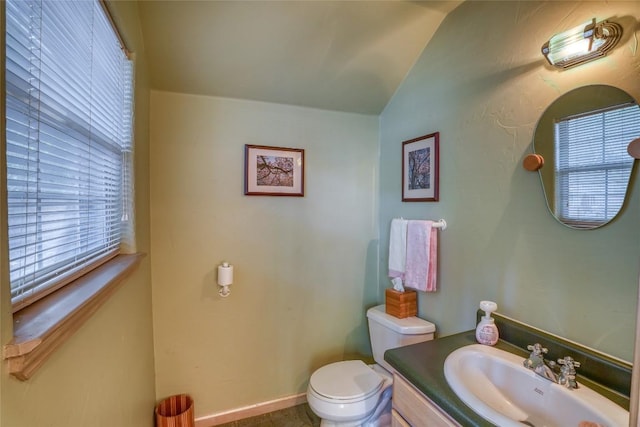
[[379, 0, 640, 362], [0, 2, 157, 426]]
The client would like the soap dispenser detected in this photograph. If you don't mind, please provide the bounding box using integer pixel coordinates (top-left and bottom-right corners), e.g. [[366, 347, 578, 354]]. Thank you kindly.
[[475, 300, 499, 346]]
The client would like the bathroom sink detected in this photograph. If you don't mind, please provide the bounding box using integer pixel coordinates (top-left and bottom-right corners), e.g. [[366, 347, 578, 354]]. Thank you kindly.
[[443, 344, 628, 427]]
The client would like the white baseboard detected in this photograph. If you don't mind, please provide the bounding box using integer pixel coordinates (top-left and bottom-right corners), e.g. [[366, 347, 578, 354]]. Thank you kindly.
[[195, 393, 308, 427]]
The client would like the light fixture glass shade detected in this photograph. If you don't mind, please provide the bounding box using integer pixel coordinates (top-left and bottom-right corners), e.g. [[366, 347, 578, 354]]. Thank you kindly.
[[542, 18, 622, 69]]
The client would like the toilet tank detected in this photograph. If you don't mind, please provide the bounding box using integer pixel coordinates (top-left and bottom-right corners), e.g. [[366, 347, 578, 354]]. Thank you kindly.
[[366, 304, 436, 373]]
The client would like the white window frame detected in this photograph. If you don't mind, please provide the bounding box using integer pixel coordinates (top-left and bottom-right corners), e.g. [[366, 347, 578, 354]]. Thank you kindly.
[[3, 0, 142, 380], [5, 0, 135, 310]]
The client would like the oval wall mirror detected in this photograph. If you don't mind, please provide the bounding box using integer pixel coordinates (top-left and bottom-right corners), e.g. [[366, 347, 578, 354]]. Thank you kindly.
[[533, 85, 640, 229]]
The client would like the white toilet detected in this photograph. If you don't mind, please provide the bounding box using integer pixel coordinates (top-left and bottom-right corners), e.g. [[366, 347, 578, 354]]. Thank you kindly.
[[307, 304, 436, 427]]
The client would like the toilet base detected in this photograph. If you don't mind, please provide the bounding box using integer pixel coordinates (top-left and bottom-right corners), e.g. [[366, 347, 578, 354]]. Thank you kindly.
[[317, 389, 392, 427]]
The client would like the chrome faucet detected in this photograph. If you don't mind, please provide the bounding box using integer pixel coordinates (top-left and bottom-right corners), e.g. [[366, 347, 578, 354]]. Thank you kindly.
[[557, 356, 580, 389], [523, 343, 579, 389], [523, 343, 557, 382]]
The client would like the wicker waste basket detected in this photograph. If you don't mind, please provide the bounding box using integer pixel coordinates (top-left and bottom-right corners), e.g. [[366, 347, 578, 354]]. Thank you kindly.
[[155, 394, 194, 427]]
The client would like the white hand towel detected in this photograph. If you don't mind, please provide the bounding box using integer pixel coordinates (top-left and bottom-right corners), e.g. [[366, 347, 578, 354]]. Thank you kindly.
[[388, 219, 408, 286]]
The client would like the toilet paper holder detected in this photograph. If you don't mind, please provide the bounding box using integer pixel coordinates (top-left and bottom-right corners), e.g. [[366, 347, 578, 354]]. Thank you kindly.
[[217, 262, 233, 297]]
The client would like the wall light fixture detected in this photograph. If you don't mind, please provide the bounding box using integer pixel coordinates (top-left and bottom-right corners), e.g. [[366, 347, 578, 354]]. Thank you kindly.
[[542, 18, 622, 69]]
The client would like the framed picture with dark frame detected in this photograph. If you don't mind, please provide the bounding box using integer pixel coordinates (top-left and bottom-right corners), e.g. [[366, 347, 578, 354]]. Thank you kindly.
[[244, 144, 305, 196], [402, 132, 439, 202]]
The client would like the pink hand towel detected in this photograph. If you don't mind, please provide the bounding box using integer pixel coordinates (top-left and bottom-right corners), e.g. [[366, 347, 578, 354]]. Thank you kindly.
[[404, 220, 438, 292]]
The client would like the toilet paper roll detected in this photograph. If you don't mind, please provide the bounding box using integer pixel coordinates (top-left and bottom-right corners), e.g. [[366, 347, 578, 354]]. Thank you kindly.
[[217, 264, 233, 286]]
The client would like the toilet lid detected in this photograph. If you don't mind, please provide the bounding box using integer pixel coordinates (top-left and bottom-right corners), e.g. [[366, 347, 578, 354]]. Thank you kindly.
[[310, 360, 384, 401]]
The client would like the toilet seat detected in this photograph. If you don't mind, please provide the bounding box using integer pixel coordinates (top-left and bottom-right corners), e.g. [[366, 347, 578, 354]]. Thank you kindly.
[[309, 360, 384, 403]]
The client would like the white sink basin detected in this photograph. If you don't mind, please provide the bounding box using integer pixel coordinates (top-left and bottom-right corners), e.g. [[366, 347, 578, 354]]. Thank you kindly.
[[444, 344, 628, 427]]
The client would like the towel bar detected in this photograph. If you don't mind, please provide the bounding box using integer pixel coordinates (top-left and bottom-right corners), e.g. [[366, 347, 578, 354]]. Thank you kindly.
[[395, 218, 447, 230], [432, 219, 447, 230]]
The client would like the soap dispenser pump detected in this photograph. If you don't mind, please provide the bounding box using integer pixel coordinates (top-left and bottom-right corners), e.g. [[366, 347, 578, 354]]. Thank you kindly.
[[476, 300, 499, 346]]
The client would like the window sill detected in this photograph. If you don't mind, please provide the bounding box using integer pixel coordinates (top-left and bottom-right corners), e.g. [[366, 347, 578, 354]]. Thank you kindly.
[[3, 253, 146, 380]]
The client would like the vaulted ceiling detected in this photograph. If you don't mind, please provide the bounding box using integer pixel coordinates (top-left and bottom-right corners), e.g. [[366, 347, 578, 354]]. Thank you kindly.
[[137, 1, 462, 115]]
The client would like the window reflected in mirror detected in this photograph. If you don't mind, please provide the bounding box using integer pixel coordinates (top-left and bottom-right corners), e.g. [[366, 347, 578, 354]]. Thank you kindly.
[[533, 85, 640, 229], [554, 103, 640, 228]]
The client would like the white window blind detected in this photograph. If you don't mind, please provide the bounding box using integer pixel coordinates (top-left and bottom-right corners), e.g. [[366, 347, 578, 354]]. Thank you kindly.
[[6, 0, 134, 309], [554, 103, 640, 228]]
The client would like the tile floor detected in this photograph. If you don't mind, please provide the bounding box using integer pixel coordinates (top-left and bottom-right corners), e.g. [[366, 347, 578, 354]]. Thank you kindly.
[[216, 403, 321, 427]]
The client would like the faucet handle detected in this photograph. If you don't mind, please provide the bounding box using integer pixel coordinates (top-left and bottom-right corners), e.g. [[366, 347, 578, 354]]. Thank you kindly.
[[557, 356, 580, 389], [526, 343, 548, 355], [524, 343, 549, 370], [557, 356, 580, 370]]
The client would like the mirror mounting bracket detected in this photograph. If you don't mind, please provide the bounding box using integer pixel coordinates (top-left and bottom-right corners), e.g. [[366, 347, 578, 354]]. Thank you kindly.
[[522, 154, 544, 171]]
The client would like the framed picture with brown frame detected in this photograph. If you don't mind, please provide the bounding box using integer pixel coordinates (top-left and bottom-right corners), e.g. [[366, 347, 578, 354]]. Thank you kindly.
[[244, 144, 305, 196], [402, 132, 439, 202]]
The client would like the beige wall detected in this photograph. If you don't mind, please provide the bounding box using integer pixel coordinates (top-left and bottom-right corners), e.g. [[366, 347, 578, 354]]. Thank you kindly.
[[0, 2, 156, 426], [380, 1, 640, 361], [149, 91, 379, 417]]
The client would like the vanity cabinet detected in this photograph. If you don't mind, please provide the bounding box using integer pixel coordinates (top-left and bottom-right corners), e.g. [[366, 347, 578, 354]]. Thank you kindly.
[[391, 409, 411, 427], [392, 374, 460, 427]]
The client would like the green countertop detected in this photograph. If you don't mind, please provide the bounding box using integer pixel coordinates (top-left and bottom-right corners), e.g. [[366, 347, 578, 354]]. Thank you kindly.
[[384, 329, 629, 427], [385, 330, 503, 426]]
